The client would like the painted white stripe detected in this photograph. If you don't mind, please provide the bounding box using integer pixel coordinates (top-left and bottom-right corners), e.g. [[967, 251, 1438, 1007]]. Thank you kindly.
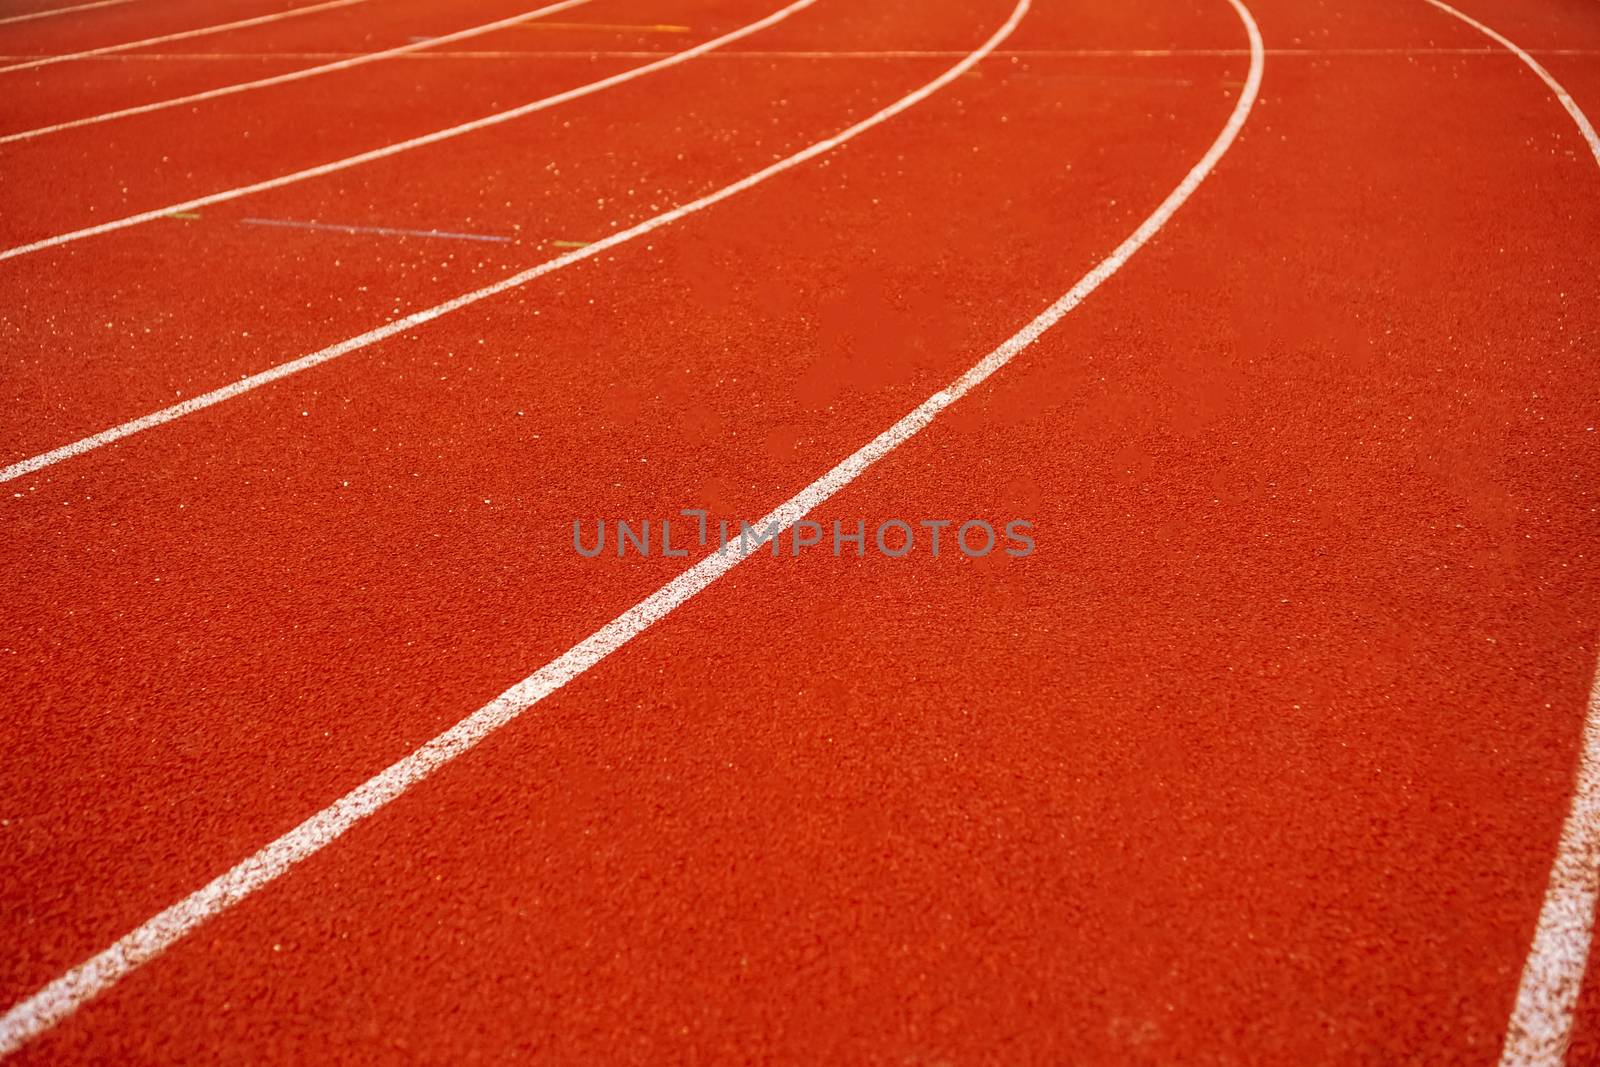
[[0, 0, 817, 262], [0, 11, 840, 491], [1421, 0, 1600, 169], [4, 0, 881, 482], [11, 46, 1600, 61], [0, 0, 372, 74], [0, 0, 1265, 1054], [239, 216, 512, 242], [0, 0, 597, 144], [1412, 6, 1600, 1065], [0, 0, 136, 27], [1499, 670, 1600, 1067]]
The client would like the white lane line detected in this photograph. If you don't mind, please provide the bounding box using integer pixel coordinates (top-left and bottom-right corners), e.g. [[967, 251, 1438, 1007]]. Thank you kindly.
[[0, 0, 817, 262], [0, 0, 372, 74], [0, 0, 597, 144], [3, 5, 873, 486], [0, 0, 137, 26], [1501, 668, 1600, 1067], [1495, 661, 1600, 1067], [1414, 6, 1600, 1064], [239, 216, 512, 242], [0, 5, 1051, 1050], [0, 0, 1265, 1053], [10, 46, 1600, 60], [1422, 0, 1600, 169]]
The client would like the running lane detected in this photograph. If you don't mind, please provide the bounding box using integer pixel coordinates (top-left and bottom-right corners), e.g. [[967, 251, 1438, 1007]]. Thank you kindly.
[[0, 1, 142, 29], [0, 0, 607, 139], [0, 0, 1249, 1057], [0, 0, 932, 458], [86, 0, 1592, 1059], [270, 0, 1597, 1060], [0, 0, 818, 244], [9, 0, 1599, 1063], [1391, 3, 1600, 1060], [0, 0, 375, 65]]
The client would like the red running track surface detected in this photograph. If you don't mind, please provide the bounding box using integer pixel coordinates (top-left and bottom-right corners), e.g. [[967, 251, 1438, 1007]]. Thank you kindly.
[[2, 0, 1599, 1062]]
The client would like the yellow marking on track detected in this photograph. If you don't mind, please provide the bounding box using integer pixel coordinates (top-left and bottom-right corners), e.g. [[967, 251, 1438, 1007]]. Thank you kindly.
[[166, 211, 201, 220], [550, 239, 591, 248]]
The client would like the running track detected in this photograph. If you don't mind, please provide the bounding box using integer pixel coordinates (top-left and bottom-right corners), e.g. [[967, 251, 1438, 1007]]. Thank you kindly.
[[2, 0, 1599, 1062]]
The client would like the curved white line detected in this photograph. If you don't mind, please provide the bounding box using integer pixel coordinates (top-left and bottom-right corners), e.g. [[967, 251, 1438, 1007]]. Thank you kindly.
[[9, 0, 850, 483], [1500, 675, 1600, 1067], [0, 0, 373, 75], [0, 0, 818, 262], [1415, 6, 1600, 1065], [0, 0, 598, 145], [0, 0, 137, 27], [0, 0, 1266, 1054], [1421, 0, 1599, 169]]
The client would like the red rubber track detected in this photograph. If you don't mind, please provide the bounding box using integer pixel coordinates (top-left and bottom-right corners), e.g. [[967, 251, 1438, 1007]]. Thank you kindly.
[[0, 0, 638, 137], [0, 0, 341, 56], [0, 0, 824, 243], [3, 0, 1599, 1061], [0, 0, 1015, 457], [3, 0, 1224, 1000]]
